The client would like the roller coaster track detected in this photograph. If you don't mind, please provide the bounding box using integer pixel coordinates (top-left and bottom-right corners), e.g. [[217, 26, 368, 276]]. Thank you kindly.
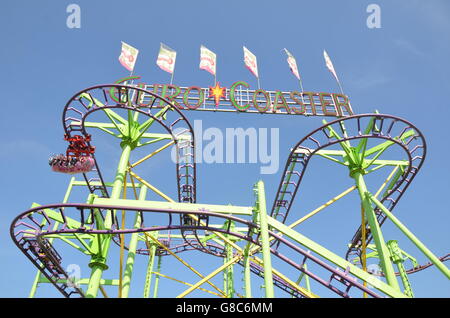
[[62, 84, 197, 203], [61, 84, 222, 256], [13, 86, 446, 298], [369, 254, 450, 277], [139, 241, 310, 298], [269, 114, 427, 262], [12, 203, 402, 298], [401, 254, 449, 275]]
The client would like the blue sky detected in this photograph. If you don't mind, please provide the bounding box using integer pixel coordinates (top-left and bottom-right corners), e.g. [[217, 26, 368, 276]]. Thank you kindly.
[[0, 0, 449, 298]]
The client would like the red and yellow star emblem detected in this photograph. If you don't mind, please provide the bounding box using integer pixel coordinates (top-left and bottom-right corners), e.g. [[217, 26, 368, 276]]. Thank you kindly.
[[209, 82, 226, 107]]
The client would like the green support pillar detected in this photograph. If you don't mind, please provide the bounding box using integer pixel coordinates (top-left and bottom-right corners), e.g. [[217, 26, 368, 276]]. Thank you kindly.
[[86, 143, 132, 298], [243, 243, 252, 298], [143, 232, 158, 298], [222, 221, 235, 298], [152, 255, 162, 298], [121, 186, 148, 297], [223, 242, 235, 298], [294, 263, 311, 298], [370, 194, 450, 279], [387, 240, 414, 297], [29, 265, 42, 298], [352, 171, 400, 291], [254, 180, 274, 298]]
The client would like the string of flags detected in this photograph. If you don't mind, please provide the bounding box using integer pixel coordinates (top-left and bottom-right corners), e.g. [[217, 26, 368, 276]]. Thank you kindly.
[[118, 41, 345, 94]]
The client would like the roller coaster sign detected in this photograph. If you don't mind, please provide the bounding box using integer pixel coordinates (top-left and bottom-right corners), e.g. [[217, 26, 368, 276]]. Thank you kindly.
[[115, 76, 354, 117]]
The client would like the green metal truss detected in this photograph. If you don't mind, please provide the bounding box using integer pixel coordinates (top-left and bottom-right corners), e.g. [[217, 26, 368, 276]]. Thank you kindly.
[[26, 107, 449, 298]]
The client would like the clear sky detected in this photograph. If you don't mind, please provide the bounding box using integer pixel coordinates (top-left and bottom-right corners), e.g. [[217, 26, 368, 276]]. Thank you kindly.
[[0, 0, 449, 298]]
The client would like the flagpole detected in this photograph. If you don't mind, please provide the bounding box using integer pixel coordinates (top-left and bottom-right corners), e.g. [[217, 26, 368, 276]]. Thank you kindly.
[[298, 78, 304, 94], [257, 77, 261, 90], [129, 70, 134, 85], [331, 62, 344, 95], [158, 42, 176, 85], [336, 78, 344, 95], [214, 48, 217, 86], [298, 77, 305, 105], [170, 71, 174, 85]]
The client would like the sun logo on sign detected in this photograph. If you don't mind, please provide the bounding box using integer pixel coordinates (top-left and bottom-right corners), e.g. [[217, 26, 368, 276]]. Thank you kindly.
[[209, 82, 226, 107]]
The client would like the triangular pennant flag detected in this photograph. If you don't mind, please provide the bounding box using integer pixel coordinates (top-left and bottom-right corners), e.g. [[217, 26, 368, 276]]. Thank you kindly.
[[323, 50, 339, 82], [284, 48, 300, 80], [323, 50, 345, 94]]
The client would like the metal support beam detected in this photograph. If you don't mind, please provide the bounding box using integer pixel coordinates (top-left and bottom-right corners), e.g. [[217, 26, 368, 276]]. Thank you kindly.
[[387, 240, 414, 297], [121, 186, 148, 297], [243, 242, 252, 298], [369, 194, 450, 279], [152, 255, 162, 298], [85, 143, 132, 298], [143, 232, 158, 298], [267, 216, 406, 298], [177, 254, 242, 298], [352, 171, 400, 291], [254, 180, 274, 298]]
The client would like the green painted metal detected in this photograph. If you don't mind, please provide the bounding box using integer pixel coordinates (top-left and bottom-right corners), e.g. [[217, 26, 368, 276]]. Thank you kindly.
[[29, 264, 42, 298], [369, 194, 450, 279], [254, 180, 275, 298], [267, 217, 407, 298], [152, 255, 162, 298], [93, 197, 253, 216], [223, 242, 235, 298], [352, 171, 401, 291], [85, 142, 132, 298], [294, 263, 311, 296], [27, 104, 446, 299], [221, 220, 236, 298], [243, 244, 252, 298], [377, 165, 405, 199], [296, 149, 409, 168], [143, 232, 158, 298], [29, 176, 76, 298], [38, 277, 119, 286], [121, 186, 148, 297], [322, 120, 356, 165], [387, 240, 414, 297]]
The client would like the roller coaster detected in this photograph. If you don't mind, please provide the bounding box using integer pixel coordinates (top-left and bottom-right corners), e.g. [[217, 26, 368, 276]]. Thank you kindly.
[[11, 83, 449, 298]]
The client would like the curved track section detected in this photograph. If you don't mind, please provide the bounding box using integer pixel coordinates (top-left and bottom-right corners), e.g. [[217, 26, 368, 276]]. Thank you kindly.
[[62, 84, 196, 203], [11, 203, 393, 298], [269, 114, 426, 260], [62, 84, 219, 255], [366, 254, 450, 277], [402, 254, 449, 275]]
